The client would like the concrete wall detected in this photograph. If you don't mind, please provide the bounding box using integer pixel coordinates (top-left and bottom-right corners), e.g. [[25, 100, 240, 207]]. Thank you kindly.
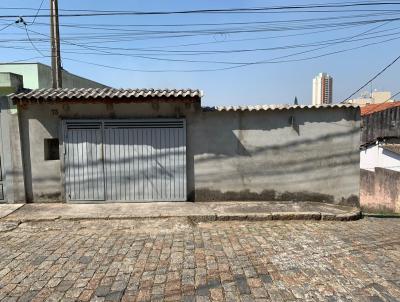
[[17, 101, 197, 202], [0, 73, 24, 94], [0, 64, 39, 89], [37, 64, 108, 89], [0, 100, 26, 203], [0, 74, 26, 203], [360, 168, 400, 213], [0, 63, 107, 89], [16, 102, 360, 205], [189, 108, 360, 205]]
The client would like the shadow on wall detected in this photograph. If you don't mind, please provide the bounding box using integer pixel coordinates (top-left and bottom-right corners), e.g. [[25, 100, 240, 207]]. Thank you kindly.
[[189, 108, 359, 157], [188, 108, 360, 206], [19, 105, 360, 205]]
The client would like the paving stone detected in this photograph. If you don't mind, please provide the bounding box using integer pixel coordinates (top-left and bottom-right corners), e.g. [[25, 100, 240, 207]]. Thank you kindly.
[[210, 287, 224, 301], [94, 285, 111, 297], [0, 218, 398, 301], [55, 280, 74, 292], [104, 290, 123, 301], [234, 275, 251, 295], [17, 290, 38, 302]]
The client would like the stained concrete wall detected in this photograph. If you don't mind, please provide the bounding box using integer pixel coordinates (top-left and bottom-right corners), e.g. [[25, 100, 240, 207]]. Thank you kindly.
[[360, 168, 400, 213], [17, 101, 197, 202], [188, 108, 360, 205], [0, 73, 26, 203], [16, 102, 360, 205]]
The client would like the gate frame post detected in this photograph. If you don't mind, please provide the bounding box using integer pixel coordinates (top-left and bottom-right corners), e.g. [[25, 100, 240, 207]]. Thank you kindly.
[[59, 120, 67, 202]]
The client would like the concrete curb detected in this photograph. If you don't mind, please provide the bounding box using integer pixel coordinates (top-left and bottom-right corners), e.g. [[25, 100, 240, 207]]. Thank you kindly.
[[3, 210, 362, 223], [0, 204, 25, 219], [362, 212, 400, 218]]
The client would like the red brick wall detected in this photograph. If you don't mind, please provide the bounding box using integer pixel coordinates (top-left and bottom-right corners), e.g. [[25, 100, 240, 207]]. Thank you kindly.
[[360, 168, 400, 213]]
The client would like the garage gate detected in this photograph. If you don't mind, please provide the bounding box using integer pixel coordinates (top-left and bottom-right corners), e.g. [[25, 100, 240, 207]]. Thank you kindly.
[[63, 119, 187, 202]]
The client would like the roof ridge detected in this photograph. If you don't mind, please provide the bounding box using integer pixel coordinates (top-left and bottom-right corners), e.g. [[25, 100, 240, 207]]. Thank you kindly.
[[203, 104, 358, 111], [9, 87, 203, 103]]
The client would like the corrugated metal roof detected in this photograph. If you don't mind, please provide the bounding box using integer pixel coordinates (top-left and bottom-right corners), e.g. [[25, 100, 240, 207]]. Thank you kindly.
[[10, 88, 203, 103], [203, 104, 358, 112], [360, 101, 400, 116]]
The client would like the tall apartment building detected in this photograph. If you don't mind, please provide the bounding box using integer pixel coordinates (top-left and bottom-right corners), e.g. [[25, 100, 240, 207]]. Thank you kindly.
[[312, 73, 333, 105]]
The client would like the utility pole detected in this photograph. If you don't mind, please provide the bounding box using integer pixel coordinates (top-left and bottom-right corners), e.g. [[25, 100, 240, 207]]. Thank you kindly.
[[50, 0, 62, 88]]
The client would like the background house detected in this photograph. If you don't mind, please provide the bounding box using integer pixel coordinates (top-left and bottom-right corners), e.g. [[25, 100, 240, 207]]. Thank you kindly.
[[360, 101, 400, 213], [344, 90, 396, 107], [0, 63, 108, 90]]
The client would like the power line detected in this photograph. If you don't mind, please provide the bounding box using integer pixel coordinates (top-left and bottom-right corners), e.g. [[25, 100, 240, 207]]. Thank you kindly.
[[22, 11, 400, 28], [15, 16, 47, 58], [1, 2, 400, 18], [10, 16, 400, 71], [4, 1, 400, 74], [0, 21, 15, 32], [0, 56, 47, 64], [9, 26, 400, 57], [19, 25, 244, 65], [18, 18, 400, 66], [4, 16, 399, 45], [2, 0, 398, 11], [2, 11, 399, 45], [0, 22, 381, 51], [24, 25, 47, 57], [31, 0, 45, 25], [342, 54, 400, 102], [388, 90, 400, 101], [61, 33, 400, 72]]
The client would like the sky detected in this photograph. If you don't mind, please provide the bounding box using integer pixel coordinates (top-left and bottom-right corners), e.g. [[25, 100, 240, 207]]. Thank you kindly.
[[0, 0, 400, 106]]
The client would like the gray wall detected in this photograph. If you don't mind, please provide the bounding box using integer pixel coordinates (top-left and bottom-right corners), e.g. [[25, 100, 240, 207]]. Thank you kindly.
[[37, 64, 109, 89], [16, 102, 360, 205], [18, 102, 197, 202], [189, 109, 360, 205]]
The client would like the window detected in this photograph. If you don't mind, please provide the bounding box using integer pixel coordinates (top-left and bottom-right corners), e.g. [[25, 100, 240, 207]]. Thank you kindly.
[[44, 138, 60, 161]]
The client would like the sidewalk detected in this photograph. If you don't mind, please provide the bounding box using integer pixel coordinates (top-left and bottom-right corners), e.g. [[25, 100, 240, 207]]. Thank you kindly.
[[0, 204, 23, 219], [0, 201, 361, 222]]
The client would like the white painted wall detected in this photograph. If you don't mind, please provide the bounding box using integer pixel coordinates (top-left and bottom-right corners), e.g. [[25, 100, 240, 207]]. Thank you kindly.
[[360, 144, 400, 172]]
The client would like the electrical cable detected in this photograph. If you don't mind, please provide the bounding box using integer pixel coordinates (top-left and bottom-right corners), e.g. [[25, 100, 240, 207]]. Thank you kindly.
[[15, 18, 47, 58], [0, 21, 15, 32], [18, 19, 399, 66], [9, 26, 399, 58], [1, 2, 400, 18], [31, 0, 45, 25], [342, 54, 400, 102], [61, 34, 400, 72]]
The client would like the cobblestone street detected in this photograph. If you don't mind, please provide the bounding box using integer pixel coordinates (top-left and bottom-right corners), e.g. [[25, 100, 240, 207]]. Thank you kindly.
[[0, 218, 399, 301]]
